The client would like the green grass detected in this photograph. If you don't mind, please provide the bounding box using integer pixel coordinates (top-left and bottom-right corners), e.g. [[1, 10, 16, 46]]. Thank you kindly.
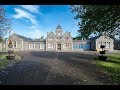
[[0, 53, 22, 69], [93, 53, 120, 84], [0, 54, 15, 69]]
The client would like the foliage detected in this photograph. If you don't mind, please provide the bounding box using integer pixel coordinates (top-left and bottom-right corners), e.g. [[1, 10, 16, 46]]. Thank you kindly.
[[40, 36, 44, 40], [93, 53, 120, 84], [73, 36, 83, 40], [71, 5, 120, 38]]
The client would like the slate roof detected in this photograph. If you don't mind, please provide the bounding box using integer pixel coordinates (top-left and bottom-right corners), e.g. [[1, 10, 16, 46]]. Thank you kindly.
[[15, 34, 33, 41], [29, 40, 45, 42], [14, 33, 45, 42], [88, 35, 101, 41], [2, 38, 8, 43], [88, 34, 115, 41]]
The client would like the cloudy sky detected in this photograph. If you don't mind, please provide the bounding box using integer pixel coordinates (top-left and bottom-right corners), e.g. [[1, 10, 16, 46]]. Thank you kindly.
[[4, 5, 80, 39]]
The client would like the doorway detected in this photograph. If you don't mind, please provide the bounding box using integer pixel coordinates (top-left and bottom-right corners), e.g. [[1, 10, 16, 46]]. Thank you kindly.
[[57, 43, 61, 50]]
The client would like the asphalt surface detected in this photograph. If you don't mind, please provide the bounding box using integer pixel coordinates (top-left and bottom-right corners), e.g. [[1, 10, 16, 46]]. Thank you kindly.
[[0, 51, 113, 85]]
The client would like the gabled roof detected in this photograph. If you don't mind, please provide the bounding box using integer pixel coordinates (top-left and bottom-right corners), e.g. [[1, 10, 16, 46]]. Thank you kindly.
[[88, 35, 101, 41], [17, 35, 33, 41], [56, 24, 62, 29], [47, 31, 55, 37], [88, 34, 114, 41], [14, 33, 33, 41], [29, 40, 45, 42]]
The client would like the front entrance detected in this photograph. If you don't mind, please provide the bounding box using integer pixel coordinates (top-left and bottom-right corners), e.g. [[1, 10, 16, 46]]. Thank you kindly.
[[57, 43, 61, 50]]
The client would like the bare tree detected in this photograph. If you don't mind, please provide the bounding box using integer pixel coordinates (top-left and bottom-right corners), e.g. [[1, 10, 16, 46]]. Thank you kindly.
[[0, 5, 11, 42]]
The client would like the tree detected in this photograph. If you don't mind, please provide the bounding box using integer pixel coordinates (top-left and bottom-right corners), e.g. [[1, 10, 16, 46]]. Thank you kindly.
[[73, 35, 83, 40], [40, 36, 44, 40], [71, 5, 120, 38], [0, 5, 11, 42]]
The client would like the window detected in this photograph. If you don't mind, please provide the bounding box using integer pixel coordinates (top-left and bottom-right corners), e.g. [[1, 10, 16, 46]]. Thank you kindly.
[[65, 43, 69, 48], [48, 43, 54, 48], [73, 44, 76, 49], [68, 43, 69, 48], [41, 43, 44, 49], [51, 43, 54, 48], [80, 44, 83, 49], [106, 42, 109, 48], [105, 42, 106, 48], [30, 43, 34, 49], [65, 43, 67, 47], [109, 42, 110, 48], [79, 44, 81, 49], [73, 44, 78, 49], [14, 42, 16, 48]]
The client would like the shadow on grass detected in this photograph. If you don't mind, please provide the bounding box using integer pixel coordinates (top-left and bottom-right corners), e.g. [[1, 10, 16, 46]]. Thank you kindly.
[[106, 60, 120, 64]]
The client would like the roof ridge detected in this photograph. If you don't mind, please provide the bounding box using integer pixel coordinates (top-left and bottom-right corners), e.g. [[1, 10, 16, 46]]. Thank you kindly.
[[16, 34, 33, 41]]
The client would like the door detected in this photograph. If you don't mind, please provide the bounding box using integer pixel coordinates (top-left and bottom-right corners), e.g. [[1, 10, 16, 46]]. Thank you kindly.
[[57, 43, 61, 50]]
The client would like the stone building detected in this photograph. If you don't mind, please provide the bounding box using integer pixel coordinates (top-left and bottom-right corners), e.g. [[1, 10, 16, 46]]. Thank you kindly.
[[46, 25, 73, 51], [2, 33, 45, 51], [0, 24, 115, 51], [90, 34, 114, 51]]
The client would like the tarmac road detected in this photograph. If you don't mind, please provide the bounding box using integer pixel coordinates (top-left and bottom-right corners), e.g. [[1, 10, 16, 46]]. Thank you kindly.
[[0, 51, 113, 85]]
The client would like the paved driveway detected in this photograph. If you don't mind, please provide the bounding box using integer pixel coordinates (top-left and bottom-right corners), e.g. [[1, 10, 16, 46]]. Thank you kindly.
[[0, 51, 113, 85]]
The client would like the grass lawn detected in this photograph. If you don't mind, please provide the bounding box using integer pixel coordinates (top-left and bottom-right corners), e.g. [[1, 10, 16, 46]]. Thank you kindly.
[[93, 53, 120, 84], [0, 53, 21, 69]]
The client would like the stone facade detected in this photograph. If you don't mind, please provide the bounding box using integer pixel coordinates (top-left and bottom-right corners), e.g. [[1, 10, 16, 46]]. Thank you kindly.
[[90, 34, 114, 51], [2, 33, 46, 51], [46, 25, 72, 51], [0, 25, 115, 51], [28, 41, 45, 51]]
